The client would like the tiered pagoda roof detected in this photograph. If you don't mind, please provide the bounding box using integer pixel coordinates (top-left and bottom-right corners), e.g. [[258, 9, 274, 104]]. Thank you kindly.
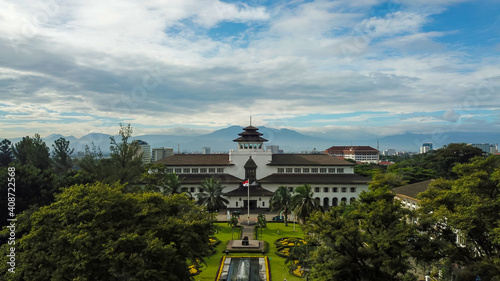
[[233, 126, 268, 143]]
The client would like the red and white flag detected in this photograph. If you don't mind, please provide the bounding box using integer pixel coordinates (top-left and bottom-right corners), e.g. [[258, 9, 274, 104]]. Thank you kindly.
[[242, 180, 249, 186]]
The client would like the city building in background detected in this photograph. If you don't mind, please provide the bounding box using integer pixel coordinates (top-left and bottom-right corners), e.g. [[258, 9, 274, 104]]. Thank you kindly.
[[202, 147, 211, 154], [420, 143, 433, 154], [382, 149, 397, 156], [137, 140, 151, 164], [323, 146, 379, 163], [152, 147, 174, 162], [470, 143, 498, 154]]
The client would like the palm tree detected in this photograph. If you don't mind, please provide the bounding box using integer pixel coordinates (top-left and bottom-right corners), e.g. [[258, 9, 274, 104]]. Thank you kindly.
[[269, 186, 293, 226], [291, 184, 321, 225], [163, 172, 187, 195], [196, 178, 229, 213]]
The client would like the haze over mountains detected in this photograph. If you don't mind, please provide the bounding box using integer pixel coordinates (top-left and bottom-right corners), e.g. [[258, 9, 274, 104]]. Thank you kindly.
[[4, 126, 500, 154]]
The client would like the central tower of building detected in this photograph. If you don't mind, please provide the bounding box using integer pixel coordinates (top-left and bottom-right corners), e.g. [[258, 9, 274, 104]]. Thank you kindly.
[[227, 125, 273, 181], [233, 125, 268, 151]]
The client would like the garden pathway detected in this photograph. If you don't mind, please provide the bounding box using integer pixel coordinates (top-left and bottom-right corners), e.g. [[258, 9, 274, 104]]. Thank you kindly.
[[240, 224, 254, 239]]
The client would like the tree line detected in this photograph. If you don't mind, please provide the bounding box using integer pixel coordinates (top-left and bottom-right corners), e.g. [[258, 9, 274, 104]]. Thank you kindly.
[[282, 144, 499, 281], [0, 124, 224, 280]]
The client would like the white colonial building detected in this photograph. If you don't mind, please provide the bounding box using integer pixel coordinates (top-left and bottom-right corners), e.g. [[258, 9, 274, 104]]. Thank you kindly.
[[154, 126, 370, 210]]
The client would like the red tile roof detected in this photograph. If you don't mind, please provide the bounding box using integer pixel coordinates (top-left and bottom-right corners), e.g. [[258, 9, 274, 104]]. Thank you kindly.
[[268, 154, 354, 166], [324, 146, 378, 154]]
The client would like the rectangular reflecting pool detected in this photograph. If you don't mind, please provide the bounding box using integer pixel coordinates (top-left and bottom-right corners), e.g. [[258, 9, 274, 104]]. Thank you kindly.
[[216, 256, 270, 281]]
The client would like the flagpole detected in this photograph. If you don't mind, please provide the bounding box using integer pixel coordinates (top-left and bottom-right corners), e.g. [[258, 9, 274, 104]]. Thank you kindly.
[[247, 179, 250, 225]]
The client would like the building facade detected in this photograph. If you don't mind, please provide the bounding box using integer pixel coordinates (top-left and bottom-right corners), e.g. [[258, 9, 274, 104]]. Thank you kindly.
[[420, 142, 433, 154], [137, 140, 151, 164], [155, 126, 370, 210], [152, 147, 174, 162], [323, 146, 379, 163]]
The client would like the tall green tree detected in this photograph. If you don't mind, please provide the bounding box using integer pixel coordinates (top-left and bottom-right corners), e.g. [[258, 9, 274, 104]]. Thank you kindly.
[[51, 137, 74, 175], [291, 184, 321, 225], [269, 185, 293, 226], [12, 134, 51, 170], [0, 182, 215, 281], [0, 139, 13, 167], [307, 185, 420, 281], [196, 178, 229, 213], [109, 123, 143, 184], [0, 163, 57, 228], [74, 142, 107, 184], [418, 155, 500, 280]]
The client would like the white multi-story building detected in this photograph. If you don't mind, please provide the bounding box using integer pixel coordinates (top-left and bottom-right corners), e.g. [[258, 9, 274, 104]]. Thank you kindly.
[[154, 125, 370, 210], [420, 143, 433, 154], [323, 146, 379, 163]]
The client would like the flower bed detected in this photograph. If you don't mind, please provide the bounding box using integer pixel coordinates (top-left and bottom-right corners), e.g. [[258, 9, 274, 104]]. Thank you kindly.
[[275, 246, 290, 258], [290, 262, 306, 278], [209, 237, 220, 246], [274, 237, 307, 247], [188, 261, 202, 276]]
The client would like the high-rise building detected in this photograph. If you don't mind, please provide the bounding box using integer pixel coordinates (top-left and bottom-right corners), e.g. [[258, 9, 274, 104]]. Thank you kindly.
[[420, 143, 433, 154], [266, 145, 280, 154], [137, 140, 151, 164], [202, 147, 211, 154], [152, 147, 174, 162], [383, 149, 397, 156], [490, 144, 498, 154], [471, 143, 491, 154]]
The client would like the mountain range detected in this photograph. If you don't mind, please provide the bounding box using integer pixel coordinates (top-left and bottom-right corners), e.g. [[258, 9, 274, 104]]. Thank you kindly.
[[4, 126, 500, 154]]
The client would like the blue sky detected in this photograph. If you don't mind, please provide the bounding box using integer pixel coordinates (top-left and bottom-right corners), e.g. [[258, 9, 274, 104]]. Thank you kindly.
[[0, 0, 499, 141]]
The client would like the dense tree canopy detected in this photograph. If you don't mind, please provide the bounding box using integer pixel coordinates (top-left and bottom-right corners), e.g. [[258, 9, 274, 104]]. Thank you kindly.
[[12, 134, 51, 170], [307, 185, 420, 281], [0, 139, 13, 167], [387, 143, 484, 183], [0, 182, 216, 281], [418, 155, 500, 280]]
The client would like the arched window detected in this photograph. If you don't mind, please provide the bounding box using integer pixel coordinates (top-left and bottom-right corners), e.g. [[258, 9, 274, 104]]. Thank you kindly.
[[350, 197, 356, 204], [332, 197, 338, 206], [341, 197, 347, 203], [323, 197, 329, 207]]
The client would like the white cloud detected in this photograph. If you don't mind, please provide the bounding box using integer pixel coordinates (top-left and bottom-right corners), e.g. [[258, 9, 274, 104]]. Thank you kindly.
[[360, 11, 427, 37], [0, 0, 498, 140]]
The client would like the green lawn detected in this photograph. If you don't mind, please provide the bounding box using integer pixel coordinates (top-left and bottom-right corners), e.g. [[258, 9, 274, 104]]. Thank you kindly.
[[194, 222, 305, 281]]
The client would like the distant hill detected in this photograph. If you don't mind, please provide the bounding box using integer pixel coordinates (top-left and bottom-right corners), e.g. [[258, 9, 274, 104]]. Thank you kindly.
[[2, 127, 499, 154]]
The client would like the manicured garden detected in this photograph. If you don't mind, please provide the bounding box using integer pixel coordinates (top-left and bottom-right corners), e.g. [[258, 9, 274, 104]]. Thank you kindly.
[[193, 222, 306, 281]]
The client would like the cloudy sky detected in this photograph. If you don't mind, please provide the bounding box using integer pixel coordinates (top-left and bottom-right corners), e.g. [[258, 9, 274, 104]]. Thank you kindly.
[[1, 0, 499, 140]]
